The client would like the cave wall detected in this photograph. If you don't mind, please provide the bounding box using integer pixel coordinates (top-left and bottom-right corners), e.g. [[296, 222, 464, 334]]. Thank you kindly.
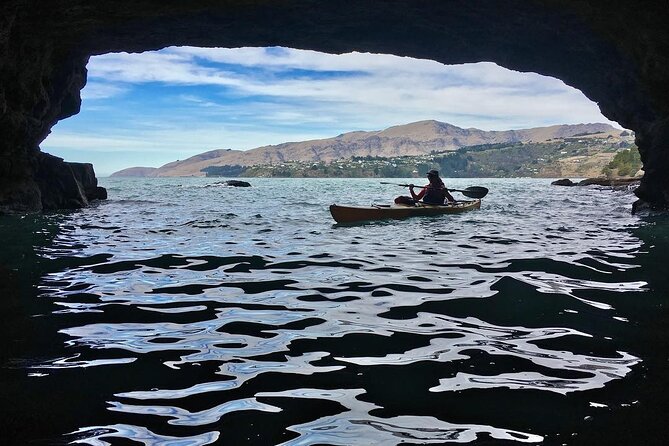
[[1, 0, 668, 211], [1, 0, 91, 212]]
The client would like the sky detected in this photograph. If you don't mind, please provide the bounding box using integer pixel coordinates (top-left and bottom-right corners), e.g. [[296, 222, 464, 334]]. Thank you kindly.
[[41, 46, 619, 176]]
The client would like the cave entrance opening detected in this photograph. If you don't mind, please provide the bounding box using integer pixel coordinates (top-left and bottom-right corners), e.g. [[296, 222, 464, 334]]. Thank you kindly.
[[41, 46, 625, 179]]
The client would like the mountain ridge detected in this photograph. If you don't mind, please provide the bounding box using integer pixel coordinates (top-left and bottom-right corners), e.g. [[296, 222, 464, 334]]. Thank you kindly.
[[110, 120, 621, 177]]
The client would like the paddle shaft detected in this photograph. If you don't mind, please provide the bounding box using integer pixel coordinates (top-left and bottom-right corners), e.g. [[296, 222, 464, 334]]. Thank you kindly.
[[379, 182, 465, 192], [379, 182, 488, 199]]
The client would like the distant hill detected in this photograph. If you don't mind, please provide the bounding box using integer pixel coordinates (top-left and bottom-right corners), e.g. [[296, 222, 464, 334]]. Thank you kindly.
[[110, 167, 158, 177], [110, 120, 622, 177]]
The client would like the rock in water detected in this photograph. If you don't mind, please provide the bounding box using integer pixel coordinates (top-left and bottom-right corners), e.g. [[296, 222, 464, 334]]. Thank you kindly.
[[224, 180, 251, 187], [577, 177, 641, 187], [551, 179, 576, 186], [35, 153, 107, 210]]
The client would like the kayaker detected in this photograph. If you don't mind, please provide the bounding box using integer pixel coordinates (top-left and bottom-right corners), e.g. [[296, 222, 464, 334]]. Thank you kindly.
[[395, 169, 455, 205]]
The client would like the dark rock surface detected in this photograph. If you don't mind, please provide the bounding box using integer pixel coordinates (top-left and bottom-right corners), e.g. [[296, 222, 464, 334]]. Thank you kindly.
[[223, 180, 251, 187], [577, 177, 642, 187], [552, 177, 642, 188], [1, 1, 669, 211], [551, 179, 576, 186], [33, 153, 107, 211]]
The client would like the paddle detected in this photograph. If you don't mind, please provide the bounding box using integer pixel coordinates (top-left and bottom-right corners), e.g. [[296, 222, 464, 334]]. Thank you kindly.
[[449, 186, 488, 199], [380, 182, 489, 199]]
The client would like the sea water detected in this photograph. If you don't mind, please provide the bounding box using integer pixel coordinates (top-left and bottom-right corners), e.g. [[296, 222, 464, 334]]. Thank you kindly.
[[1, 177, 668, 445]]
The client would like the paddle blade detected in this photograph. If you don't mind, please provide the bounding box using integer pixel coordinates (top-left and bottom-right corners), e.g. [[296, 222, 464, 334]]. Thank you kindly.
[[459, 186, 488, 199]]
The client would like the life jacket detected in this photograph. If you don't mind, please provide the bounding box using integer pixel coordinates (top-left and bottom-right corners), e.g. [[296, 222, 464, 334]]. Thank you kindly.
[[423, 182, 446, 204]]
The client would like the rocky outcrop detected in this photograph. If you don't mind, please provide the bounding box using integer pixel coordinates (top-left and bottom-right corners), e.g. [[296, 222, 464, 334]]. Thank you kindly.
[[204, 179, 252, 188], [552, 177, 642, 187], [223, 180, 251, 187], [34, 153, 106, 211], [0, 152, 107, 214], [551, 179, 576, 186], [577, 177, 642, 187], [2, 1, 669, 211]]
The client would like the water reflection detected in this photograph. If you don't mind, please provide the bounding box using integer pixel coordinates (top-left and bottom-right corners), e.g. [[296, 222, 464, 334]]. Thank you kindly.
[[3, 178, 666, 445]]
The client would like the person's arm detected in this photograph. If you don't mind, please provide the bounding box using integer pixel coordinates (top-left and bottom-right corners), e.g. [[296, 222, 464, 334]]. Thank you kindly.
[[410, 184, 426, 200], [444, 187, 455, 203]]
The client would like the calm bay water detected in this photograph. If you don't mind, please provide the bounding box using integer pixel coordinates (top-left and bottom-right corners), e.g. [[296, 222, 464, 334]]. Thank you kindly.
[[1, 177, 668, 445]]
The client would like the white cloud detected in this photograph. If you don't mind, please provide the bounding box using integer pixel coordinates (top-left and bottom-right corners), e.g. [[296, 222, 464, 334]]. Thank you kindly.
[[81, 82, 129, 100], [85, 47, 614, 131], [43, 124, 329, 154], [167, 46, 545, 87], [88, 51, 245, 87]]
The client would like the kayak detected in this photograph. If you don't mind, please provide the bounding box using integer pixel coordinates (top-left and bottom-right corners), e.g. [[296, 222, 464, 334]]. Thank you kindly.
[[329, 199, 481, 223]]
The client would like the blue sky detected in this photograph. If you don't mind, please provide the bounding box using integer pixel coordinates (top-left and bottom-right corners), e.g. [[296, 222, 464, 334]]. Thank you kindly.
[[41, 46, 619, 176]]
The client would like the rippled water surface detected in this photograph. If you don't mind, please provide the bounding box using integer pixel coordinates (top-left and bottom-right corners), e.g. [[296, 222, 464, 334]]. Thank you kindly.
[[2, 178, 668, 445]]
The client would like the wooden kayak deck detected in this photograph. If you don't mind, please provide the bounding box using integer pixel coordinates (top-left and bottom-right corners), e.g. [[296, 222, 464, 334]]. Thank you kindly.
[[330, 200, 481, 223]]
